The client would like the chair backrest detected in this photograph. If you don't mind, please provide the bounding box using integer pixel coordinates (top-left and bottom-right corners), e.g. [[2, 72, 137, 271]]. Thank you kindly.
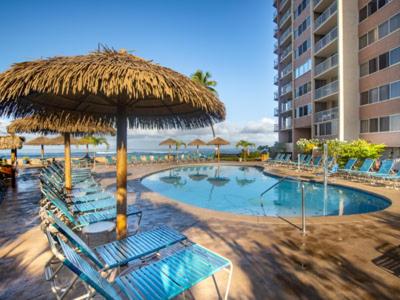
[[47, 211, 104, 268], [45, 196, 77, 225], [359, 158, 374, 172], [57, 237, 122, 300], [313, 156, 322, 166], [377, 159, 393, 175], [303, 155, 312, 164], [343, 158, 357, 170], [284, 153, 291, 161]]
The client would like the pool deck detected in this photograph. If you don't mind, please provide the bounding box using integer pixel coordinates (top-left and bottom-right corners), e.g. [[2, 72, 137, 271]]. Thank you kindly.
[[1, 162, 400, 299]]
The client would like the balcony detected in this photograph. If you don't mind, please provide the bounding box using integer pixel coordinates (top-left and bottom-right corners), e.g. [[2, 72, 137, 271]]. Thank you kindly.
[[314, 26, 337, 56], [281, 100, 292, 113], [274, 42, 279, 54], [313, 0, 332, 13], [274, 58, 279, 69], [274, 107, 279, 117], [314, 54, 338, 78], [314, 119, 338, 137], [280, 83, 292, 96], [314, 80, 338, 100], [280, 63, 292, 79], [279, 10, 291, 28], [314, 107, 338, 123], [279, 27, 292, 46], [314, 1, 337, 35], [274, 123, 279, 132], [281, 118, 292, 130], [274, 74, 279, 85], [280, 44, 292, 63], [273, 10, 278, 22], [274, 91, 279, 101]]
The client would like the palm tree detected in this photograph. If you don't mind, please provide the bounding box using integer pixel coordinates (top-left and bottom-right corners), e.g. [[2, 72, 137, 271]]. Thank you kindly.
[[79, 136, 109, 169], [191, 70, 218, 137], [236, 140, 255, 161], [190, 70, 218, 95]]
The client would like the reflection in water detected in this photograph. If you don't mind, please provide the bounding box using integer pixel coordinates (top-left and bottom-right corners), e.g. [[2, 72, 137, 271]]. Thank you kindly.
[[142, 165, 390, 217]]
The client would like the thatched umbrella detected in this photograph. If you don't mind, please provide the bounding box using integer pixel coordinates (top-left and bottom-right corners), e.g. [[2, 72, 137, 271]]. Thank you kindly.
[[25, 136, 53, 159], [0, 48, 225, 239], [188, 138, 207, 156], [0, 135, 25, 186], [7, 116, 114, 189], [207, 137, 230, 162], [159, 138, 177, 159]]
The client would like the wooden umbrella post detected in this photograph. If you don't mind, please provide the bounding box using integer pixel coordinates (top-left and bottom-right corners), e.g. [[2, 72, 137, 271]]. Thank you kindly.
[[116, 106, 128, 240], [40, 144, 44, 160], [64, 133, 72, 190], [217, 145, 220, 162], [10, 148, 16, 188]]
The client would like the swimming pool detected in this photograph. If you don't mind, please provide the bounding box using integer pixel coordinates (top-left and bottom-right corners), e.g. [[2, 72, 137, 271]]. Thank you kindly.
[[141, 165, 391, 217]]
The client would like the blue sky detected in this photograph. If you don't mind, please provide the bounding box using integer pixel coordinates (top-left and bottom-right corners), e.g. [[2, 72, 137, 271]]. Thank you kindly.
[[0, 0, 276, 151]]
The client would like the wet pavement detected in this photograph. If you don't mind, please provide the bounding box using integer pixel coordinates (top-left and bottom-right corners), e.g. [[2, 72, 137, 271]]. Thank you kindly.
[[0, 163, 400, 299]]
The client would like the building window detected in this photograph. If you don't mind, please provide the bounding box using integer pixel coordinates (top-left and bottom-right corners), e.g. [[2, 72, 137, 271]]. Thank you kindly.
[[369, 88, 379, 103], [379, 20, 389, 38], [360, 62, 369, 77], [391, 81, 400, 98], [296, 0, 309, 18], [360, 91, 369, 105], [295, 59, 311, 78], [359, 34, 368, 49], [296, 40, 309, 58], [390, 114, 400, 131], [380, 117, 390, 132], [369, 58, 378, 74], [379, 52, 389, 70], [390, 13, 400, 32], [295, 17, 310, 38], [360, 120, 369, 133], [362, 13, 400, 49], [390, 47, 400, 65], [359, 7, 368, 22], [379, 85, 390, 101], [360, 0, 391, 23], [369, 118, 379, 132]]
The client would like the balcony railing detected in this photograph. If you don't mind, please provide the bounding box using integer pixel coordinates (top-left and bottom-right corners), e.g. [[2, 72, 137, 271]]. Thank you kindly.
[[280, 44, 292, 61], [315, 1, 337, 30], [281, 100, 292, 112], [274, 123, 279, 132], [314, 80, 338, 100], [314, 0, 322, 7], [281, 83, 292, 95], [279, 10, 291, 27], [315, 26, 337, 53], [274, 74, 279, 84], [279, 27, 292, 44], [274, 91, 279, 101], [281, 118, 292, 130], [314, 107, 338, 123], [280, 63, 292, 78], [280, 0, 289, 10], [315, 119, 338, 137], [315, 54, 338, 76], [274, 58, 279, 68], [274, 107, 279, 116]]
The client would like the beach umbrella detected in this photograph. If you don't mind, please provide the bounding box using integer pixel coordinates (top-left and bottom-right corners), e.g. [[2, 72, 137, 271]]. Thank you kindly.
[[25, 136, 53, 159], [0, 135, 25, 186], [159, 138, 178, 159], [207, 137, 229, 162], [0, 48, 226, 239], [7, 116, 115, 189], [188, 138, 207, 155]]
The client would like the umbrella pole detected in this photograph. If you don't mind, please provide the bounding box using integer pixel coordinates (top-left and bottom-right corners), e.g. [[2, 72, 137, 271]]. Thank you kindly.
[[64, 133, 72, 190], [11, 148, 16, 188], [116, 108, 128, 240], [218, 145, 220, 162], [40, 144, 44, 160]]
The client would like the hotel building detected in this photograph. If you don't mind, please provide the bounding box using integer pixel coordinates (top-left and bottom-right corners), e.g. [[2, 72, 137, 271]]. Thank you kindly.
[[273, 0, 400, 154]]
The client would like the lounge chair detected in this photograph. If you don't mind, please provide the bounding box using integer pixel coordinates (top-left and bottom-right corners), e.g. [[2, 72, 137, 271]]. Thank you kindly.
[[47, 232, 232, 300], [337, 158, 358, 173], [105, 156, 115, 166], [347, 158, 375, 176], [47, 211, 186, 269], [365, 159, 394, 179]]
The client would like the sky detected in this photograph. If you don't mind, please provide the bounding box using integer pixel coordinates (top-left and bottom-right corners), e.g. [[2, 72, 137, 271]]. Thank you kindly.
[[0, 0, 277, 153]]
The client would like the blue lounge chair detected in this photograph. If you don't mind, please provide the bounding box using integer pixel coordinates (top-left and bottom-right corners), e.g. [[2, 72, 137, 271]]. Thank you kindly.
[[312, 156, 322, 168], [105, 156, 115, 166], [50, 234, 232, 300], [338, 158, 358, 172], [347, 158, 375, 176], [366, 159, 394, 178]]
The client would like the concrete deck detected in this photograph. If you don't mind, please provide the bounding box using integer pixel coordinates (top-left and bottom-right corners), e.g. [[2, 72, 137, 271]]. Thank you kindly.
[[1, 163, 400, 299]]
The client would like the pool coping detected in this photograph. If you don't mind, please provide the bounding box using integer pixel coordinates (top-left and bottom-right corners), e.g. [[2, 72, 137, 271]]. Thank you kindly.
[[137, 162, 400, 226]]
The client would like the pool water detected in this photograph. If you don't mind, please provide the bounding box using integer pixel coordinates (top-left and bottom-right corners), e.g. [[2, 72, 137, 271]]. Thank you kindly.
[[141, 165, 390, 217]]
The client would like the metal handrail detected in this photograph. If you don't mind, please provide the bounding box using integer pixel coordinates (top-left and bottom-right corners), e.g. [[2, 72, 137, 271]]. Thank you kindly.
[[260, 176, 288, 198]]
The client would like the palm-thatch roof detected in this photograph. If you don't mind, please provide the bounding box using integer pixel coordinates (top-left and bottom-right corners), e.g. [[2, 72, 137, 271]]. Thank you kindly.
[[207, 137, 230, 146], [0, 48, 226, 129], [0, 135, 25, 150], [159, 138, 178, 146], [47, 136, 79, 145], [7, 116, 116, 136], [25, 136, 54, 146], [188, 139, 207, 146]]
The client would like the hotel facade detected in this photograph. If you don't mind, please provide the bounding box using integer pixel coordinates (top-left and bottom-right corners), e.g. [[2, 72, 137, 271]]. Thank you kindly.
[[273, 0, 400, 154]]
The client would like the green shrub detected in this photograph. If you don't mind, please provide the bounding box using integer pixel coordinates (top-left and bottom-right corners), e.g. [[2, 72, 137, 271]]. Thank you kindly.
[[296, 138, 320, 154], [335, 139, 385, 167]]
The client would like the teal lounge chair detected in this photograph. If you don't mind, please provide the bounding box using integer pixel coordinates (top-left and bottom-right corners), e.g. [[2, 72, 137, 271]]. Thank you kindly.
[[105, 156, 115, 166], [301, 155, 312, 167], [366, 159, 394, 178], [312, 156, 322, 168], [338, 158, 357, 172], [50, 234, 232, 300], [47, 211, 186, 270], [347, 158, 374, 176]]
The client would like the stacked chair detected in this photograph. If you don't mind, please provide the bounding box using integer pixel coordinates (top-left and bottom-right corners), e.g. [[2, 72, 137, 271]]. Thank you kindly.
[[40, 162, 233, 299]]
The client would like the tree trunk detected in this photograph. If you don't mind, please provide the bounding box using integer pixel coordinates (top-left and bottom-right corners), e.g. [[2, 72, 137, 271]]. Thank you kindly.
[[116, 106, 128, 240], [64, 133, 72, 190]]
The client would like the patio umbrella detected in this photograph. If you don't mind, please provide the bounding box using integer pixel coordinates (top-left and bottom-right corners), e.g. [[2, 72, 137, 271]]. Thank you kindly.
[[188, 138, 207, 155], [0, 135, 25, 186], [159, 138, 177, 160], [7, 116, 115, 189], [25, 136, 53, 159], [207, 137, 229, 162], [0, 48, 225, 239]]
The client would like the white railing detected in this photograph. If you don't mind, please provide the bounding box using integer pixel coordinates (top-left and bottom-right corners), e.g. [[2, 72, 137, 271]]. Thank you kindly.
[[281, 82, 292, 95], [274, 107, 279, 116], [281, 118, 292, 129], [315, 27, 337, 53], [314, 107, 338, 123], [314, 80, 338, 100], [281, 100, 292, 112], [279, 10, 291, 27], [315, 54, 338, 76], [280, 63, 292, 78], [280, 27, 292, 44], [315, 1, 337, 30], [280, 0, 289, 11], [274, 91, 279, 101], [280, 44, 292, 61]]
